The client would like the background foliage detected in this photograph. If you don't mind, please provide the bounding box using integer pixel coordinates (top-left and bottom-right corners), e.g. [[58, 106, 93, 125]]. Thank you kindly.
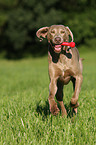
[[0, 0, 96, 58]]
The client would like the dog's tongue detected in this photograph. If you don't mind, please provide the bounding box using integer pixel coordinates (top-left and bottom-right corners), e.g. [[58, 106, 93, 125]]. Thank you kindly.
[[54, 45, 61, 53]]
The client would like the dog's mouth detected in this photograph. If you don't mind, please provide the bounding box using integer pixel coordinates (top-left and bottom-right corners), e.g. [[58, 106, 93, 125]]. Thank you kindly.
[[50, 41, 66, 53], [54, 45, 62, 53]]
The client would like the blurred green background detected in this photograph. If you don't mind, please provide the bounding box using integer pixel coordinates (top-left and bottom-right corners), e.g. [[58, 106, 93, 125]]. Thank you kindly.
[[0, 0, 96, 59], [0, 2, 96, 144]]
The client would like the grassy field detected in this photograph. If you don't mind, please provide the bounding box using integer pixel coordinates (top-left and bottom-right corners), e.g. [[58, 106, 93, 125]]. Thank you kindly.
[[0, 50, 96, 145]]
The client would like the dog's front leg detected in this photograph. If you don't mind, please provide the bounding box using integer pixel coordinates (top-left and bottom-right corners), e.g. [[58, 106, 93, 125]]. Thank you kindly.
[[48, 78, 60, 115], [70, 74, 83, 113]]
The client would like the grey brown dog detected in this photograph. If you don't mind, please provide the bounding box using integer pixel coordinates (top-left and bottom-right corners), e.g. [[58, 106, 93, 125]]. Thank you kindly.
[[36, 25, 83, 116]]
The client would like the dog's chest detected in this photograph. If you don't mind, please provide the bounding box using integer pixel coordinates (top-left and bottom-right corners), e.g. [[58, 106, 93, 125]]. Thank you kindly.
[[48, 52, 75, 78], [59, 54, 71, 69], [57, 54, 73, 77]]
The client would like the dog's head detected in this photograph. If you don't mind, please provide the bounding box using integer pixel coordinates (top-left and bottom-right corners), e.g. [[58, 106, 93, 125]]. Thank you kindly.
[[36, 25, 74, 53]]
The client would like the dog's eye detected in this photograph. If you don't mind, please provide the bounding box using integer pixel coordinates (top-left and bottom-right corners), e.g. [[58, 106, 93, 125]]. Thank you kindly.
[[61, 30, 65, 34], [51, 30, 55, 34]]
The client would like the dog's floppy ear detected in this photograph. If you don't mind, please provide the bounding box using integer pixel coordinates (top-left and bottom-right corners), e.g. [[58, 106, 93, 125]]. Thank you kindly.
[[65, 26, 74, 42], [36, 27, 49, 41]]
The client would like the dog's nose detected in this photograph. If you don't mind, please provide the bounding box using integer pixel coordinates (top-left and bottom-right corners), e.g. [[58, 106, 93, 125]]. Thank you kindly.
[[55, 37, 61, 43]]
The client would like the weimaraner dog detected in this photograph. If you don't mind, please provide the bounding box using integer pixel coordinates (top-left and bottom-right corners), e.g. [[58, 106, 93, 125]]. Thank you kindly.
[[36, 25, 83, 116]]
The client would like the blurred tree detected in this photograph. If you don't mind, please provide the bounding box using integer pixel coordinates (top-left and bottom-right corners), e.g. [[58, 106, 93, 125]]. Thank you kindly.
[[0, 0, 18, 8], [0, 0, 96, 58], [6, 8, 32, 50], [66, 10, 96, 45]]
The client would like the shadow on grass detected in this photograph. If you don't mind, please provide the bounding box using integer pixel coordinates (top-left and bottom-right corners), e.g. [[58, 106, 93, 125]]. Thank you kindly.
[[36, 101, 50, 119], [36, 100, 75, 119]]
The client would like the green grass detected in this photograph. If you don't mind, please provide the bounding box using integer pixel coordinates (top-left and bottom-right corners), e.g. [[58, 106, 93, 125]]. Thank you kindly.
[[0, 50, 96, 145]]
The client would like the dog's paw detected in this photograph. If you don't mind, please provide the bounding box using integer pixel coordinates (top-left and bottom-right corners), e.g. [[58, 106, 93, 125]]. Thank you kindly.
[[73, 108, 77, 114], [50, 104, 60, 116], [61, 109, 67, 117], [70, 101, 79, 108]]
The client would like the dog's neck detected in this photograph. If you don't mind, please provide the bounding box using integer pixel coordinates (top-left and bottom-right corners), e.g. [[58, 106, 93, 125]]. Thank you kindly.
[[48, 44, 72, 63]]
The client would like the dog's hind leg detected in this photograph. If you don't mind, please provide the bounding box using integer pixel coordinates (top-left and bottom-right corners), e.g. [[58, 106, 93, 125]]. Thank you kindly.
[[70, 74, 83, 114]]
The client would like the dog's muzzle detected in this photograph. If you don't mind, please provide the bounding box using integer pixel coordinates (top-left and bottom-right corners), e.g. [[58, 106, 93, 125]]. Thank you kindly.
[[54, 45, 62, 53], [52, 36, 63, 53]]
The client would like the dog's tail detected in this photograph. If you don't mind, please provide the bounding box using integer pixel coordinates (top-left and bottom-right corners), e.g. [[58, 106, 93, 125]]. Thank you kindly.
[[79, 58, 84, 73]]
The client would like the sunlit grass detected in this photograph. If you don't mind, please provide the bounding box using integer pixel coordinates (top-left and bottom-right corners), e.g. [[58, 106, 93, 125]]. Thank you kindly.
[[0, 51, 96, 144]]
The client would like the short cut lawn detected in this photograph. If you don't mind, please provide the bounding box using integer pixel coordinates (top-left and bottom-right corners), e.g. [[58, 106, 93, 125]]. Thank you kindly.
[[0, 50, 96, 145]]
